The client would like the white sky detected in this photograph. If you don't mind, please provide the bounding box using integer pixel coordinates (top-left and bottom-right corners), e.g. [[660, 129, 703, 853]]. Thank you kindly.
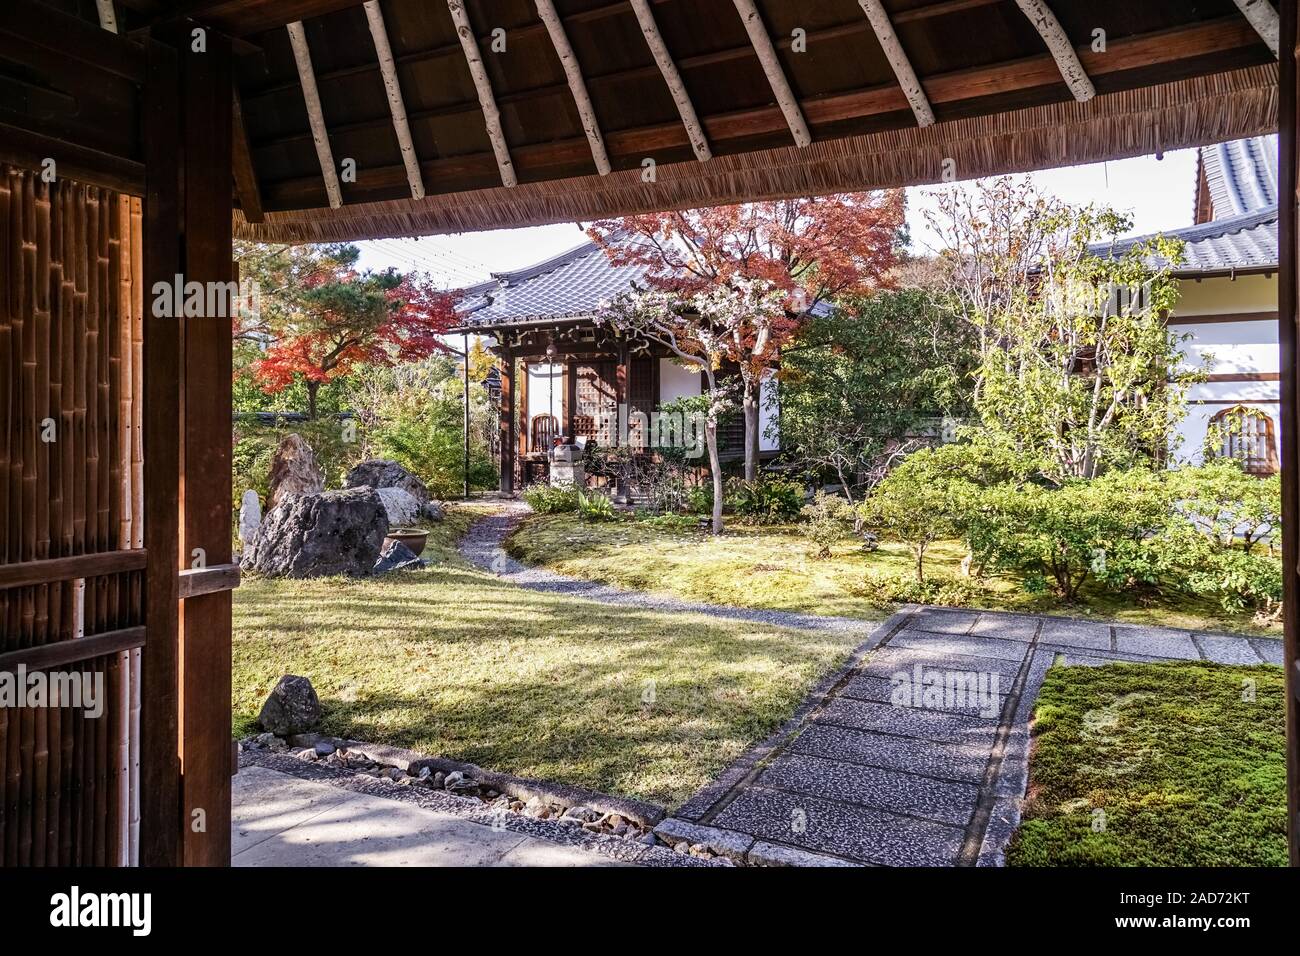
[[353, 146, 1201, 288]]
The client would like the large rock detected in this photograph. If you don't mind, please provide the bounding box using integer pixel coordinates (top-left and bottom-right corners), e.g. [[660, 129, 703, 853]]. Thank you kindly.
[[345, 459, 430, 506], [242, 487, 388, 578], [267, 434, 324, 508], [258, 675, 321, 736], [376, 486, 422, 528]]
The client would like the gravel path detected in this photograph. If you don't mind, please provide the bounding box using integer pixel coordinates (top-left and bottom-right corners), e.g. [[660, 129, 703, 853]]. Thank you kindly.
[[457, 504, 1283, 867], [458, 501, 875, 636]]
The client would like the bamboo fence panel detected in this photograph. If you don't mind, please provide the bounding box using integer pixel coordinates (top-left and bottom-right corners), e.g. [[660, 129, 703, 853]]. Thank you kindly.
[[0, 165, 143, 866]]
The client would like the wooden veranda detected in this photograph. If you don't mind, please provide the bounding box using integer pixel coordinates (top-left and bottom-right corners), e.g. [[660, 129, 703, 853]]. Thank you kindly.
[[0, 0, 1296, 866]]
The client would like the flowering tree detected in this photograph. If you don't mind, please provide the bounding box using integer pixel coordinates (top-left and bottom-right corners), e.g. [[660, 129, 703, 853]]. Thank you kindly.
[[247, 244, 459, 418], [598, 287, 753, 535], [588, 192, 903, 480]]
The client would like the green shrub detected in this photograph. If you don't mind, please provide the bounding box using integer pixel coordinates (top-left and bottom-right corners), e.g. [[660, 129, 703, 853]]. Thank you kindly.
[[799, 491, 852, 559], [726, 477, 804, 524], [968, 469, 1174, 601], [858, 447, 982, 581], [1166, 459, 1280, 552], [522, 484, 580, 514], [849, 571, 987, 608], [576, 490, 617, 522], [686, 484, 714, 516]]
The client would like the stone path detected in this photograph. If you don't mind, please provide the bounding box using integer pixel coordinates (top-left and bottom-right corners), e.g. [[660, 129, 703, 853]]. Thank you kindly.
[[233, 765, 627, 867], [460, 505, 1284, 867]]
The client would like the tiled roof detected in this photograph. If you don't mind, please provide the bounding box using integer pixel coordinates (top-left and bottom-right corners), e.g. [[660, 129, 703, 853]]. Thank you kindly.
[[1093, 206, 1278, 275], [457, 240, 648, 328], [1095, 136, 1278, 275], [1200, 135, 1278, 218]]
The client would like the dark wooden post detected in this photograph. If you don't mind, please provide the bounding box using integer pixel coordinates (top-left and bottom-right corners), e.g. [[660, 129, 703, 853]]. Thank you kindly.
[[177, 27, 234, 868], [499, 346, 515, 495], [139, 36, 183, 869], [1279, 0, 1300, 868], [140, 26, 236, 867]]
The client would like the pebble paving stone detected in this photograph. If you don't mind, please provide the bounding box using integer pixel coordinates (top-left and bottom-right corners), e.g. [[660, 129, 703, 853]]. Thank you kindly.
[[1038, 617, 1113, 650], [908, 607, 979, 634], [1114, 626, 1201, 660], [887, 630, 1031, 662], [969, 613, 1040, 642], [788, 723, 991, 784], [460, 512, 1288, 868], [713, 786, 966, 866], [759, 752, 980, 827], [820, 698, 1000, 745], [1195, 634, 1267, 664], [839, 673, 1008, 713], [1249, 638, 1285, 664], [860, 646, 1026, 685]]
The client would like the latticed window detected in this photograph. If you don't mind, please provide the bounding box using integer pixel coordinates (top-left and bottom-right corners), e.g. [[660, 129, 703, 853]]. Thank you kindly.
[[1210, 406, 1278, 476]]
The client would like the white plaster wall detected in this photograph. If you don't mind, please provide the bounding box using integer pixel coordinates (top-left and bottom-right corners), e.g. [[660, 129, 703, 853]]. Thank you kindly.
[[658, 358, 701, 404], [1167, 273, 1280, 465]]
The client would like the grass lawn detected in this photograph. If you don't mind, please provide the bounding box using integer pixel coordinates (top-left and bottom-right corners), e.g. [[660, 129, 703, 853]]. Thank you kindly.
[[505, 514, 1280, 637], [232, 505, 861, 807], [1007, 661, 1287, 866]]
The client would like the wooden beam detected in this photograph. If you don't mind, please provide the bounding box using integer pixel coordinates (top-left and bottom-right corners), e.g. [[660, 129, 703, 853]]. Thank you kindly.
[[731, 0, 811, 147], [178, 563, 241, 599], [286, 20, 343, 208], [231, 86, 265, 222], [1233, 0, 1281, 58], [363, 0, 426, 199], [0, 123, 145, 198], [446, 0, 517, 187], [1, 0, 146, 84], [1276, 0, 1300, 869], [0, 550, 148, 590], [535, 0, 611, 176], [0, 628, 146, 675], [857, 0, 935, 127], [499, 348, 516, 495], [629, 0, 711, 161], [1014, 0, 1095, 102]]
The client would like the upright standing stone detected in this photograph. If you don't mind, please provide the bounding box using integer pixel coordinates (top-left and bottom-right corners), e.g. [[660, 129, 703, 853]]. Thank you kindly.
[[267, 433, 324, 508], [238, 489, 262, 547]]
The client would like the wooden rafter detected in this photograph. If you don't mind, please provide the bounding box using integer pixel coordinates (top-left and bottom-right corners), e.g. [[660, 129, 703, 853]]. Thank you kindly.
[[286, 20, 343, 208], [1232, 0, 1280, 58], [259, 17, 1269, 210], [731, 0, 812, 147], [535, 0, 611, 176], [446, 0, 517, 188], [96, 0, 119, 31], [363, 0, 426, 199], [857, 0, 935, 127], [1014, 0, 1095, 102], [628, 0, 710, 162]]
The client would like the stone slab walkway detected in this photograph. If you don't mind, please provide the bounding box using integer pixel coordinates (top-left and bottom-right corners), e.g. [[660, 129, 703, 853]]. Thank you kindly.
[[665, 605, 1281, 867], [460, 505, 1283, 867]]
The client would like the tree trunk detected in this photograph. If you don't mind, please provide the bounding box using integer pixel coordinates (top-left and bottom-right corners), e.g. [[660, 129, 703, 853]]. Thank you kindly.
[[742, 380, 760, 482], [707, 418, 724, 535], [306, 380, 320, 420]]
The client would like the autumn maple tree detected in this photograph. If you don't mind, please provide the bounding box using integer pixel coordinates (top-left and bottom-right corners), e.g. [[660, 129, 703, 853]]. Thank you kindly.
[[588, 192, 904, 480], [244, 244, 459, 418]]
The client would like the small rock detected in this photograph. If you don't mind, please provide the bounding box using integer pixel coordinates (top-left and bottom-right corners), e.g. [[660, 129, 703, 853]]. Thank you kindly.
[[296, 748, 318, 762], [433, 771, 446, 788], [672, 840, 690, 855], [417, 766, 432, 781], [562, 805, 599, 823], [314, 740, 337, 757], [257, 675, 321, 737]]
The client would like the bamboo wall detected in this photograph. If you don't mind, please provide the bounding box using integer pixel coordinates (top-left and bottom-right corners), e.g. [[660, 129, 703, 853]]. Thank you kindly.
[[0, 165, 144, 866]]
